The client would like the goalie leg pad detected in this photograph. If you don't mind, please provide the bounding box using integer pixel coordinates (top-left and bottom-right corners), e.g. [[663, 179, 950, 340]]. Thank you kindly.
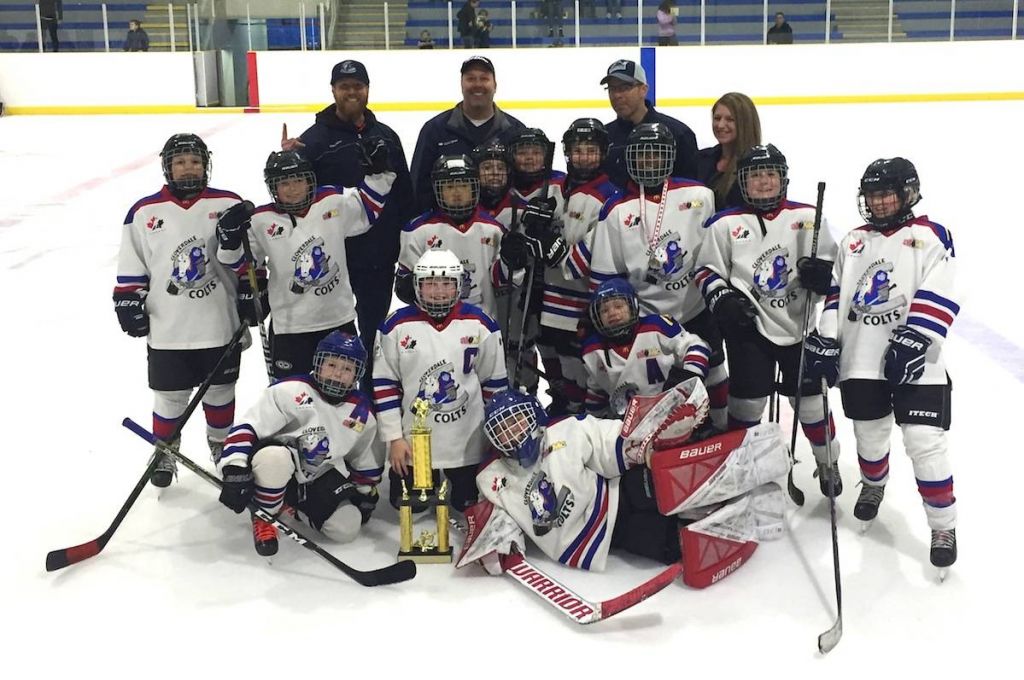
[[455, 500, 525, 574], [649, 423, 791, 515], [680, 494, 758, 589]]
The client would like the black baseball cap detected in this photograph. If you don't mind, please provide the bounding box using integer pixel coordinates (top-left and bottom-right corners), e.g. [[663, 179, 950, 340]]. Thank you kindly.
[[331, 59, 370, 85], [461, 55, 495, 75]]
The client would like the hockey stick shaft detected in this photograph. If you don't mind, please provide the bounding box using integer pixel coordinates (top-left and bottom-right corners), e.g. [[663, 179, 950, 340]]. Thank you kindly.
[[121, 418, 416, 587], [45, 323, 249, 572], [239, 210, 273, 383], [816, 374, 843, 654]]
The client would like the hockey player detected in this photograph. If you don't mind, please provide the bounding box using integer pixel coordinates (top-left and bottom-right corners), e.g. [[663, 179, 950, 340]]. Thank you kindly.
[[216, 332, 383, 557], [396, 155, 514, 320], [215, 142, 394, 379], [374, 249, 508, 512], [695, 144, 841, 496], [456, 381, 790, 589], [582, 278, 711, 417], [114, 133, 245, 486], [588, 123, 728, 428], [472, 141, 512, 215], [803, 158, 958, 571]]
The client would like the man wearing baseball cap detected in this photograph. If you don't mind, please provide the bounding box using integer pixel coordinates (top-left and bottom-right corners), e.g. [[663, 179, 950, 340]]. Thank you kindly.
[[600, 58, 698, 189], [281, 60, 415, 388], [409, 55, 527, 212]]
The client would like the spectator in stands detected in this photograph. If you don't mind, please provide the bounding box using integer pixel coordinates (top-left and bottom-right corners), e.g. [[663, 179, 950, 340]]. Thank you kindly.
[[606, 1, 623, 20], [124, 19, 150, 52], [541, 1, 565, 44], [38, 0, 62, 52], [409, 55, 526, 212], [695, 92, 762, 211], [656, 1, 678, 46], [476, 9, 492, 48], [418, 30, 435, 49], [457, 0, 480, 48], [280, 60, 416, 389], [601, 59, 699, 189], [767, 11, 793, 44]]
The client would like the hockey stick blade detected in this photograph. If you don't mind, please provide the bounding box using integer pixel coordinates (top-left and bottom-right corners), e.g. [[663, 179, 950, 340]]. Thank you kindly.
[[818, 618, 843, 654], [499, 551, 682, 624], [121, 417, 416, 587]]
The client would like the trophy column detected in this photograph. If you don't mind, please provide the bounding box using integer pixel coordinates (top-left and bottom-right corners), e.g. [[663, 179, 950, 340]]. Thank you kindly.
[[398, 398, 453, 563]]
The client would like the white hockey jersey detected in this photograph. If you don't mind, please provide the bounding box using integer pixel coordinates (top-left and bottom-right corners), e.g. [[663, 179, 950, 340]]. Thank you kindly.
[[398, 207, 512, 319], [476, 415, 630, 571], [115, 186, 243, 350], [218, 376, 384, 486], [818, 216, 959, 384], [695, 200, 839, 345], [589, 179, 715, 324], [582, 314, 711, 416], [217, 175, 393, 335], [372, 302, 508, 469]]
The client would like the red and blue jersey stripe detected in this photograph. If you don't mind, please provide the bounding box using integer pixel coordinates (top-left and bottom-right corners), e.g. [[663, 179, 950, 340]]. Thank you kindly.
[[908, 289, 960, 339], [558, 475, 610, 570]]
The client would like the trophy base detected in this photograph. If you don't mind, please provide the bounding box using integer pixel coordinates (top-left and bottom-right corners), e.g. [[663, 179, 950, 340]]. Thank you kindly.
[[398, 547, 454, 564]]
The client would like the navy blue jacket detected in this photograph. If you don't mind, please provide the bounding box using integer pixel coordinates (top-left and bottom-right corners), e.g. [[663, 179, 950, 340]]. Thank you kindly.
[[298, 106, 415, 271], [604, 101, 699, 191], [696, 144, 744, 212], [409, 103, 527, 213]]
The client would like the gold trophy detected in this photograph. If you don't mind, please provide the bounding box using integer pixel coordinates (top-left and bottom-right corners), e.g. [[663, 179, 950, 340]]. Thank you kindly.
[[398, 397, 452, 563]]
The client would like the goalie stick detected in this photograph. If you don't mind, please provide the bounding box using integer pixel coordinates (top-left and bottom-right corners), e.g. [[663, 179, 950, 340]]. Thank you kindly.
[[121, 417, 416, 588], [499, 549, 682, 624]]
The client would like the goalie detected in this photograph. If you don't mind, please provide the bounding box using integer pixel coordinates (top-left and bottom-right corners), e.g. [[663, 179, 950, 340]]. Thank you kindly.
[[458, 379, 791, 588]]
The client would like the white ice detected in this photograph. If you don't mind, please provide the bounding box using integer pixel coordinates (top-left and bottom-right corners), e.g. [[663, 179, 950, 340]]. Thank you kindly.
[[4, 101, 1022, 677]]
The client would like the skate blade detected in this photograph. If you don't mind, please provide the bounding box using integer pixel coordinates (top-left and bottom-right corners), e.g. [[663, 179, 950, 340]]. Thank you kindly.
[[936, 567, 949, 583], [859, 520, 873, 534]]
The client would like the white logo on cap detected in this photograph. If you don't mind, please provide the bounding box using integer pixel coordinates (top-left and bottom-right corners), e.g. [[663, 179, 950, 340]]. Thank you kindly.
[[610, 60, 632, 74], [339, 61, 356, 73]]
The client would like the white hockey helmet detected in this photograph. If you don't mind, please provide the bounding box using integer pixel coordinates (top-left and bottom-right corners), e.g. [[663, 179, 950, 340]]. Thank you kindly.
[[413, 249, 464, 318]]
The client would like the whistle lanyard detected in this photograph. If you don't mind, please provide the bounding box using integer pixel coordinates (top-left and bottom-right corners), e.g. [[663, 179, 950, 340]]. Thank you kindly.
[[639, 179, 670, 248]]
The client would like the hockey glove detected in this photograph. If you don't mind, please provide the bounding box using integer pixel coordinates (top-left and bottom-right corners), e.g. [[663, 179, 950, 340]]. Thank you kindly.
[[216, 201, 255, 251], [520, 196, 556, 233], [394, 270, 416, 305], [301, 469, 357, 530], [803, 332, 840, 388], [236, 275, 269, 327], [523, 229, 568, 267], [664, 366, 701, 390], [113, 291, 149, 337], [884, 325, 932, 386], [796, 257, 834, 295], [499, 231, 530, 270], [706, 287, 757, 338], [219, 465, 254, 514], [358, 137, 391, 175], [352, 485, 380, 524]]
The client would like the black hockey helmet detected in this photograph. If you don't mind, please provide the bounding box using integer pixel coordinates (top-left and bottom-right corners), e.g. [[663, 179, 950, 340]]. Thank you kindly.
[[858, 157, 921, 228], [625, 122, 675, 188], [431, 154, 480, 221], [562, 118, 609, 182], [508, 128, 555, 185], [737, 143, 789, 211], [160, 133, 211, 197], [264, 150, 317, 214], [471, 141, 510, 205]]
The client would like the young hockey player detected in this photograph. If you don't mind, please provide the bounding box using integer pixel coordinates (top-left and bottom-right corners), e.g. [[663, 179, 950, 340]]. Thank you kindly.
[[804, 157, 959, 572], [695, 144, 841, 496], [216, 332, 383, 556], [588, 123, 728, 427], [374, 249, 508, 512], [114, 133, 245, 486], [456, 381, 790, 589], [582, 278, 710, 417], [215, 142, 394, 379]]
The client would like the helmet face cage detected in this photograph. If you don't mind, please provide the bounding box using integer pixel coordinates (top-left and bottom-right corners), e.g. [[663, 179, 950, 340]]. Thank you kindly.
[[311, 334, 367, 399], [737, 144, 789, 211], [589, 282, 639, 338], [484, 394, 546, 467], [563, 119, 609, 182], [267, 170, 316, 214], [857, 158, 921, 227], [508, 130, 554, 184], [160, 135, 211, 195], [432, 155, 480, 221], [625, 129, 675, 187], [413, 251, 465, 318], [472, 143, 510, 202]]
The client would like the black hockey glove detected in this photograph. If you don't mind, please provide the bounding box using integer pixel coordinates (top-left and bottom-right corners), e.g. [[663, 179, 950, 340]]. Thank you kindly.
[[219, 465, 254, 514], [520, 196, 556, 233], [352, 485, 380, 524], [236, 275, 269, 327], [113, 291, 149, 337], [216, 201, 255, 251], [803, 332, 840, 388], [796, 257, 834, 296], [301, 469, 357, 530], [884, 325, 932, 386], [523, 228, 568, 267], [499, 231, 530, 270], [394, 270, 416, 305], [706, 287, 757, 338], [664, 366, 701, 390], [358, 137, 391, 175]]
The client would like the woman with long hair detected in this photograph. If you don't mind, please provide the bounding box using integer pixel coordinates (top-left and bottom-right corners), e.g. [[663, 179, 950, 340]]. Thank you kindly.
[[696, 92, 762, 211]]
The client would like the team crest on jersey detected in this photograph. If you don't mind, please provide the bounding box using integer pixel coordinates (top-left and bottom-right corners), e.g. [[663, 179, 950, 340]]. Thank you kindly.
[[290, 236, 340, 295], [426, 235, 444, 249], [146, 216, 164, 232], [677, 199, 705, 211], [416, 360, 470, 416], [848, 238, 865, 255], [166, 237, 214, 296], [752, 246, 791, 297], [610, 382, 641, 417], [491, 476, 507, 492], [848, 259, 906, 324], [644, 232, 688, 283], [296, 427, 330, 472], [623, 213, 641, 229], [731, 225, 752, 241], [294, 390, 314, 406], [266, 222, 285, 238], [523, 470, 574, 536], [399, 335, 417, 350]]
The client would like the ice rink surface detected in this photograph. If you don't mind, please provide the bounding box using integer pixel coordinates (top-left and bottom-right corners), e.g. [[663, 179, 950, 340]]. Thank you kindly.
[[4, 100, 1022, 677]]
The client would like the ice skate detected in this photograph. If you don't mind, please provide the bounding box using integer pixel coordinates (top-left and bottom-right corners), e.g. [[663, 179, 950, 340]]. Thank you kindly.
[[930, 528, 956, 581], [853, 483, 885, 533]]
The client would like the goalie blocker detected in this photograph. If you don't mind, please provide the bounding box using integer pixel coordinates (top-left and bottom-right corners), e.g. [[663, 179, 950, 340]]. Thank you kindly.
[[458, 379, 790, 589]]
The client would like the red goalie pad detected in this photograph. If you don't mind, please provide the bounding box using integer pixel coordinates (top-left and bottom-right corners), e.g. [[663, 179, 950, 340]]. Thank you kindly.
[[678, 499, 759, 589], [648, 429, 748, 515]]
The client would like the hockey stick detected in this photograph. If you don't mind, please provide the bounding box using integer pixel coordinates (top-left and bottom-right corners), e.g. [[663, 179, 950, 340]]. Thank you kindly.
[[499, 549, 682, 624], [121, 418, 417, 587], [786, 181, 826, 507], [237, 201, 274, 383], [816, 374, 843, 654], [45, 323, 249, 572]]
